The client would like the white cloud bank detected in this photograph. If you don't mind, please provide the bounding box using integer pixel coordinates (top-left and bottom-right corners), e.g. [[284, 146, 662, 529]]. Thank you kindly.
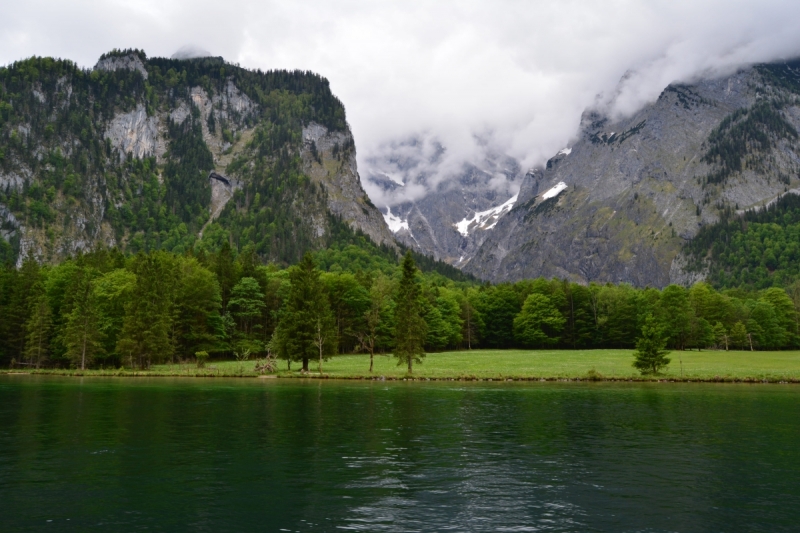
[[3, 0, 800, 206]]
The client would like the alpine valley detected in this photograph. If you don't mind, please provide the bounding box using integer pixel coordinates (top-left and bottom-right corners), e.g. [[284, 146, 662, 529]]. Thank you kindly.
[[368, 60, 800, 289], [3, 50, 800, 289]]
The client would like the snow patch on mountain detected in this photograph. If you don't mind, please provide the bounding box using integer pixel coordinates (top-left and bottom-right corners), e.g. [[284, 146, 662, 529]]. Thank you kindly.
[[454, 194, 518, 237], [383, 206, 409, 233], [558, 147, 572, 156], [541, 182, 568, 200]]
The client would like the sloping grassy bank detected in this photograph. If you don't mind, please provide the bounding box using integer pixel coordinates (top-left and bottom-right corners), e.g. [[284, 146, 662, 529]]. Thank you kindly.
[[3, 349, 800, 383]]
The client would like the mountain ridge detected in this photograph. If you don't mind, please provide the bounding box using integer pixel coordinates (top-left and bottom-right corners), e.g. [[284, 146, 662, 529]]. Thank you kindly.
[[459, 61, 800, 287], [0, 49, 396, 267]]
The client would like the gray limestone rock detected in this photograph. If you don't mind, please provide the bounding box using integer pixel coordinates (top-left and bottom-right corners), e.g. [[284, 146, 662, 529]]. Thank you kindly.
[[464, 66, 800, 287], [301, 123, 396, 248], [94, 54, 148, 80], [104, 105, 162, 161]]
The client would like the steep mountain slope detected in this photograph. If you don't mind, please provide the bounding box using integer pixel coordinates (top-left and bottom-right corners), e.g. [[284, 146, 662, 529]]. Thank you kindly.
[[464, 61, 800, 287], [682, 190, 800, 289], [0, 50, 395, 267], [365, 151, 521, 265]]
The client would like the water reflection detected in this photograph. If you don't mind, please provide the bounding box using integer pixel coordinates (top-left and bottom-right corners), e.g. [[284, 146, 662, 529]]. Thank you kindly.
[[0, 378, 798, 532]]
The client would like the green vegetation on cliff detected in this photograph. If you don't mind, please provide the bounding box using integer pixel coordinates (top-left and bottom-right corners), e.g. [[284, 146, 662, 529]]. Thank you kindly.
[[685, 193, 800, 289], [0, 50, 353, 265]]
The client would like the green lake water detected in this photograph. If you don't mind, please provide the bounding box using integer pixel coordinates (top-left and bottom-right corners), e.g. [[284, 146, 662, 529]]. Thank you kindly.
[[1, 376, 798, 532]]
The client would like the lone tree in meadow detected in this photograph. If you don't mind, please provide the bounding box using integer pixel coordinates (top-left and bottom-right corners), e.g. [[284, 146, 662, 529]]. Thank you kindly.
[[393, 252, 427, 374], [633, 314, 671, 375]]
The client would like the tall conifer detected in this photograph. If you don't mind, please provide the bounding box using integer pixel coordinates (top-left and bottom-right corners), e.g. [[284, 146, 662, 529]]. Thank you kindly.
[[24, 285, 52, 368], [393, 252, 427, 373], [63, 268, 104, 370], [274, 254, 336, 372]]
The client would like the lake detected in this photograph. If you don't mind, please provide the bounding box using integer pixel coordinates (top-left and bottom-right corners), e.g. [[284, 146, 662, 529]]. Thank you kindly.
[[1, 376, 798, 532]]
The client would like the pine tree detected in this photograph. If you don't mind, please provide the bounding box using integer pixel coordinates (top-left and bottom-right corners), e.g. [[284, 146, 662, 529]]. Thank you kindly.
[[633, 314, 671, 375], [215, 241, 238, 312], [4, 257, 42, 363], [63, 268, 104, 369], [393, 252, 427, 373], [274, 253, 336, 372], [116, 252, 177, 369], [24, 285, 52, 368]]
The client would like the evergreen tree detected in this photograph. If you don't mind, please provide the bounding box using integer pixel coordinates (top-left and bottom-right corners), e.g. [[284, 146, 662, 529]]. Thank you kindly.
[[273, 253, 336, 371], [633, 314, 671, 375], [4, 258, 42, 364], [24, 285, 52, 368], [393, 252, 427, 373], [116, 252, 178, 369], [215, 241, 238, 312], [62, 268, 104, 369]]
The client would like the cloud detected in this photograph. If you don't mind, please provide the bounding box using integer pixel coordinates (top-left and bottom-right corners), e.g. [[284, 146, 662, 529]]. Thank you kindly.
[[3, 0, 800, 207], [171, 44, 212, 60]]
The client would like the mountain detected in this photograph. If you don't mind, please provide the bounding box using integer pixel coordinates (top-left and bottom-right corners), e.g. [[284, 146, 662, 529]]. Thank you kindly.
[[0, 49, 395, 267], [364, 145, 521, 266], [461, 61, 800, 287]]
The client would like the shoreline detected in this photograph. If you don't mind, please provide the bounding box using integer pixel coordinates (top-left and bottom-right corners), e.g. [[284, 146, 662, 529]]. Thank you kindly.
[[2, 369, 798, 384]]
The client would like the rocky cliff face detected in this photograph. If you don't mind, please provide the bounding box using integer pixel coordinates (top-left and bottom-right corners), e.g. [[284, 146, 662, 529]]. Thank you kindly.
[[365, 152, 521, 264], [464, 63, 800, 286], [0, 51, 395, 265], [301, 123, 395, 247]]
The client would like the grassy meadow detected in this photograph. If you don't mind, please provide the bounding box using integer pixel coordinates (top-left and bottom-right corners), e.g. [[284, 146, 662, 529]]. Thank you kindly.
[[6, 349, 800, 382]]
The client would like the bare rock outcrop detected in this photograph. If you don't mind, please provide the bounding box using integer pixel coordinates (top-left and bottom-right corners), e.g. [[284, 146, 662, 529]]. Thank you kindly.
[[105, 105, 164, 161], [94, 54, 148, 80], [301, 123, 396, 248]]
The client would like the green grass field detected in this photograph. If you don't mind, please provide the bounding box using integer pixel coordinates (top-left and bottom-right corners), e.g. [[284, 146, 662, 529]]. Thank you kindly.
[[5, 349, 800, 382], [259, 349, 800, 381]]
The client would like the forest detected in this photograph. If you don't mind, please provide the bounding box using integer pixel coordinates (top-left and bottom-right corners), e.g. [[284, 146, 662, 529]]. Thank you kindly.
[[684, 193, 800, 289], [1, 240, 798, 372]]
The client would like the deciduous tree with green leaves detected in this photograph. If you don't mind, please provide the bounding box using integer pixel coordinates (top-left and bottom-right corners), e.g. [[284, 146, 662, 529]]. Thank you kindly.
[[356, 274, 394, 372], [229, 276, 266, 353], [730, 321, 749, 350], [513, 293, 565, 347]]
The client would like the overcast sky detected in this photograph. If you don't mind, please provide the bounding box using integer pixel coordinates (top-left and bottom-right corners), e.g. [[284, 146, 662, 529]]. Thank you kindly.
[[4, 0, 800, 206]]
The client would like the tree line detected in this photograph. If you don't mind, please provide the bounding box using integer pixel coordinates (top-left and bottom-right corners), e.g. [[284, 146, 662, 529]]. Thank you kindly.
[[1, 245, 799, 371]]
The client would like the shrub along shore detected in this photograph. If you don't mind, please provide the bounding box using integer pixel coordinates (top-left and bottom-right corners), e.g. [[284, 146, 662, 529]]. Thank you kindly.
[[3, 349, 799, 383]]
